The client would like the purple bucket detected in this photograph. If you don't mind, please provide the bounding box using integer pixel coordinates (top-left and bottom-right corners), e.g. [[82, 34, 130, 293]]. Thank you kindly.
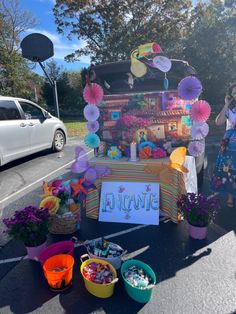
[[26, 241, 47, 261], [188, 224, 207, 240], [39, 241, 74, 266]]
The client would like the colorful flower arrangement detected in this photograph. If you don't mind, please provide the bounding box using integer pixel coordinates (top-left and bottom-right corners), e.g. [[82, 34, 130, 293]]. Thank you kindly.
[[177, 193, 220, 227], [3, 206, 50, 247], [39, 178, 87, 220], [138, 141, 168, 159]]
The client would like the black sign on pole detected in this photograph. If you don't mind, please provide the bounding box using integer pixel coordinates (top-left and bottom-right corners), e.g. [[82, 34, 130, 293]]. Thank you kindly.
[[20, 33, 60, 118]]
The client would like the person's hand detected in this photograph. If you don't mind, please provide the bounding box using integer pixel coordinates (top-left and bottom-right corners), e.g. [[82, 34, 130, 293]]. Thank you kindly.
[[225, 95, 232, 107]]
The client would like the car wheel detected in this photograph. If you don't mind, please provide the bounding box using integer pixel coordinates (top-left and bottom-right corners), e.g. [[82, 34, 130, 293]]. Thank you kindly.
[[52, 130, 65, 152]]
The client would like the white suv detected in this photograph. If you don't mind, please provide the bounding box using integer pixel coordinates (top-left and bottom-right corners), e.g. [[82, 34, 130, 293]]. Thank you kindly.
[[0, 96, 67, 166]]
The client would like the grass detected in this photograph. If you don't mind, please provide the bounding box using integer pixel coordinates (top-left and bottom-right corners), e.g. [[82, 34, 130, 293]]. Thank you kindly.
[[63, 120, 87, 138]]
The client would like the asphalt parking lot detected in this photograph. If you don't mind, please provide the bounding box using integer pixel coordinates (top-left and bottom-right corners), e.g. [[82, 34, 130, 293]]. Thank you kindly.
[[0, 137, 235, 314]]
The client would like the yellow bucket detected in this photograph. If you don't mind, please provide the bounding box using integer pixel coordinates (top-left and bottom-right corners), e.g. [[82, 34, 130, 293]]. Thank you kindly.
[[80, 254, 118, 298]]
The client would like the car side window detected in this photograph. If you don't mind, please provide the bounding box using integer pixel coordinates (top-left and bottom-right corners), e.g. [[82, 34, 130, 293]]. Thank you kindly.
[[19, 102, 44, 120], [0, 100, 22, 121]]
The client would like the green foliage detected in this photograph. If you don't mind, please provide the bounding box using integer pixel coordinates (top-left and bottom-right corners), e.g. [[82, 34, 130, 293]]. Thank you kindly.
[[0, 0, 39, 98], [53, 0, 192, 63], [42, 60, 85, 117], [183, 0, 236, 110]]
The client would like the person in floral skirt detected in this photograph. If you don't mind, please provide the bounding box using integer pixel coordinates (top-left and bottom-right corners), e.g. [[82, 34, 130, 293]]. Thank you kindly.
[[211, 83, 236, 207]]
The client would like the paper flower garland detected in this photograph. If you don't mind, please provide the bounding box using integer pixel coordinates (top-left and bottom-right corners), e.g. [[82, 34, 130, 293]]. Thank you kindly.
[[83, 83, 104, 105], [190, 122, 209, 140], [178, 76, 202, 100], [84, 133, 100, 148], [188, 141, 204, 157], [83, 104, 100, 122], [107, 146, 122, 160], [87, 120, 99, 133], [190, 100, 211, 122]]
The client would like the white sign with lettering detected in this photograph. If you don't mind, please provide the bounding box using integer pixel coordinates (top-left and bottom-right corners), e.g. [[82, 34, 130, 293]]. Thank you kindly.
[[99, 181, 159, 225]]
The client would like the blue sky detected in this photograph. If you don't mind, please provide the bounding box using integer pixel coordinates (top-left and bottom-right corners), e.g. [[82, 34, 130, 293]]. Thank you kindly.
[[21, 0, 90, 75], [21, 0, 198, 76]]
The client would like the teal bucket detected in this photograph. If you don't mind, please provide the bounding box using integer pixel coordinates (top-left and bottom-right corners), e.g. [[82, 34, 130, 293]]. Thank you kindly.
[[121, 259, 156, 303]]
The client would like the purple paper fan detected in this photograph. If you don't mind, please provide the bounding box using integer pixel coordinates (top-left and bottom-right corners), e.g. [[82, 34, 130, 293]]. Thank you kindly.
[[83, 104, 100, 121], [178, 76, 202, 100], [87, 120, 99, 133], [84, 167, 98, 183], [188, 141, 204, 157], [190, 122, 209, 140]]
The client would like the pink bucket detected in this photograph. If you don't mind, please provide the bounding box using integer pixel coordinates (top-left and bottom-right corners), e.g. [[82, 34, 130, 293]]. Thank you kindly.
[[39, 241, 74, 266]]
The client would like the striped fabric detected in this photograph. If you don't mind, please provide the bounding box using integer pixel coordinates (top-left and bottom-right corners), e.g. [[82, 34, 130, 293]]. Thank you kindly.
[[86, 158, 186, 223]]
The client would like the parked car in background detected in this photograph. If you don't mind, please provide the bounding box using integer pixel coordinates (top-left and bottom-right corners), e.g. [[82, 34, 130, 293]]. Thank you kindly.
[[0, 96, 67, 166]]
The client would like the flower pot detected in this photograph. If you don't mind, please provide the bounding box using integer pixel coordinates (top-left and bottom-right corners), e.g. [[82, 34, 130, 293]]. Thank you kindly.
[[25, 240, 47, 261], [188, 223, 208, 240]]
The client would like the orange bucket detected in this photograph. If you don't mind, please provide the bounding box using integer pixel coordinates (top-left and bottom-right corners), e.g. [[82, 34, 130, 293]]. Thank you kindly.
[[43, 254, 74, 291]]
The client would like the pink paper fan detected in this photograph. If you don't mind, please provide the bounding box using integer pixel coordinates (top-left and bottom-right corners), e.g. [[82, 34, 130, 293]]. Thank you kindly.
[[190, 100, 211, 122], [87, 120, 99, 133], [188, 141, 204, 157], [190, 122, 209, 140], [83, 83, 104, 105], [83, 104, 100, 121]]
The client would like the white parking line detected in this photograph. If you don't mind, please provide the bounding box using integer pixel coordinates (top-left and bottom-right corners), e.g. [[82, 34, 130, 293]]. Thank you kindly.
[[0, 225, 149, 265], [0, 150, 92, 205]]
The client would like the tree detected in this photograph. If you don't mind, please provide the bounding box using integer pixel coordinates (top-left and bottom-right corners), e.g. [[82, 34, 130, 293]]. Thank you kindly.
[[0, 0, 37, 96], [183, 0, 236, 110], [42, 60, 85, 116], [53, 0, 192, 63]]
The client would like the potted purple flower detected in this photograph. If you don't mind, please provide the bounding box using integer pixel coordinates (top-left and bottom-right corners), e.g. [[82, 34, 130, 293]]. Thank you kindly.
[[3, 206, 50, 260], [177, 193, 220, 239]]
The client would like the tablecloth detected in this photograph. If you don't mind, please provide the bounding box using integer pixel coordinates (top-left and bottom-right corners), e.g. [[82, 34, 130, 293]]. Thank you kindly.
[[85, 156, 198, 223]]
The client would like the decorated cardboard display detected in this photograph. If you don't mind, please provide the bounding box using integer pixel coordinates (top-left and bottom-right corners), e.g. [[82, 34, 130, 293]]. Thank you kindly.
[[75, 41, 211, 225]]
